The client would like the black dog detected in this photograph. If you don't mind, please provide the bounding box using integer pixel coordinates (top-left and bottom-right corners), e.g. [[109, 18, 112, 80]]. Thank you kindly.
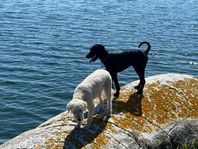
[[86, 41, 151, 97]]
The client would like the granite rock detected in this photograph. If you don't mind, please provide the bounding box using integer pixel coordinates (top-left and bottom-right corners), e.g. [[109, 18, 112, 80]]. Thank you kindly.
[[0, 73, 197, 149]]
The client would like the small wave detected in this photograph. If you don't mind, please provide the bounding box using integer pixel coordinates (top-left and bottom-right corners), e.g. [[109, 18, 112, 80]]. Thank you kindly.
[[189, 61, 198, 65]]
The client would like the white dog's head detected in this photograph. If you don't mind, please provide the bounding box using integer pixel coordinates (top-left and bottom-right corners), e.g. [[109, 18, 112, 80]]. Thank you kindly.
[[66, 99, 87, 123]]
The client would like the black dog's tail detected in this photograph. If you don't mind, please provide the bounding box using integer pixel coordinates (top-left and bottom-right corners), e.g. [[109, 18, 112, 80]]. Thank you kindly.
[[138, 41, 151, 55]]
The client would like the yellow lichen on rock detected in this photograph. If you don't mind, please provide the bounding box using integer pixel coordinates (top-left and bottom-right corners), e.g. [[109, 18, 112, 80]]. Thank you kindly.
[[111, 77, 198, 134]]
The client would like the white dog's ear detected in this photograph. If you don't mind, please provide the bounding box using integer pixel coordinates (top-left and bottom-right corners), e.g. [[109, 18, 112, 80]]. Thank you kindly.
[[82, 101, 87, 111], [66, 101, 74, 113]]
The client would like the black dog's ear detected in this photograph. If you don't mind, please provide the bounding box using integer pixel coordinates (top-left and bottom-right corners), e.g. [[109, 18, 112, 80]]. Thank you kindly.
[[94, 44, 105, 50]]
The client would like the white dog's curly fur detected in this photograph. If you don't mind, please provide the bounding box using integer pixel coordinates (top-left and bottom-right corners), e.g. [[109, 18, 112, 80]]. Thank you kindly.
[[66, 69, 112, 128]]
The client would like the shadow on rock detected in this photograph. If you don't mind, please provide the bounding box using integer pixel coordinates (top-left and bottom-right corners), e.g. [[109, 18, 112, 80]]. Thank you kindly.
[[64, 113, 109, 148], [113, 92, 144, 116]]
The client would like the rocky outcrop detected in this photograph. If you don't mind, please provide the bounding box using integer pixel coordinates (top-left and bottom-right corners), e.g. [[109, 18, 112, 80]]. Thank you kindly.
[[0, 73, 198, 149], [144, 119, 198, 148]]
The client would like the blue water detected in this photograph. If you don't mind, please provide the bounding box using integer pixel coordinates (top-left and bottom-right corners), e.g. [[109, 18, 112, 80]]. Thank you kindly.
[[0, 0, 197, 144]]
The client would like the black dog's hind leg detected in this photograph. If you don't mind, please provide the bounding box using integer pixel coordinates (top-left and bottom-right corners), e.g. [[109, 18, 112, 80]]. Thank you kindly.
[[135, 68, 146, 94], [111, 73, 120, 97]]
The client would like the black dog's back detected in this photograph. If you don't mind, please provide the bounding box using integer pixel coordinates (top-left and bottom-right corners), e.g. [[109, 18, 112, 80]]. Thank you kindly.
[[104, 49, 148, 73]]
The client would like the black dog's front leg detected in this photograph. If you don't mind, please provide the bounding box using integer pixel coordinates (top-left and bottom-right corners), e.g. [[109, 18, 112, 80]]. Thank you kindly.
[[111, 73, 120, 97]]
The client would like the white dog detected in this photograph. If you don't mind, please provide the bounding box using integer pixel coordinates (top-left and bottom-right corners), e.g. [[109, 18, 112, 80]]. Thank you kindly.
[[66, 69, 112, 128]]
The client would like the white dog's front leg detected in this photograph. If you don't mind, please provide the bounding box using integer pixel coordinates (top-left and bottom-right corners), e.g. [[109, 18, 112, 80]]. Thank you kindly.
[[86, 102, 94, 128]]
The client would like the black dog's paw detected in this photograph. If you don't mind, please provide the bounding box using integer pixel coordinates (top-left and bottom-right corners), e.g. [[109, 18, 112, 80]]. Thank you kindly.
[[136, 89, 143, 95], [134, 85, 140, 90], [114, 92, 120, 98]]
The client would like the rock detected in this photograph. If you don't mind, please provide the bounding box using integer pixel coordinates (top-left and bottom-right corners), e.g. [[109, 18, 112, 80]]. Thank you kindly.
[[142, 119, 198, 149], [0, 73, 198, 149]]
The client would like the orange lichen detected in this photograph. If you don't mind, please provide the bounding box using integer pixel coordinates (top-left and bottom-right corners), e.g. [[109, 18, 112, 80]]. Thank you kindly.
[[90, 133, 109, 149], [111, 78, 198, 134]]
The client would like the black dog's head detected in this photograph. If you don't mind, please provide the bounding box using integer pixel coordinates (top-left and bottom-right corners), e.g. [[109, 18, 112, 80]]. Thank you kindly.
[[86, 44, 107, 63]]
